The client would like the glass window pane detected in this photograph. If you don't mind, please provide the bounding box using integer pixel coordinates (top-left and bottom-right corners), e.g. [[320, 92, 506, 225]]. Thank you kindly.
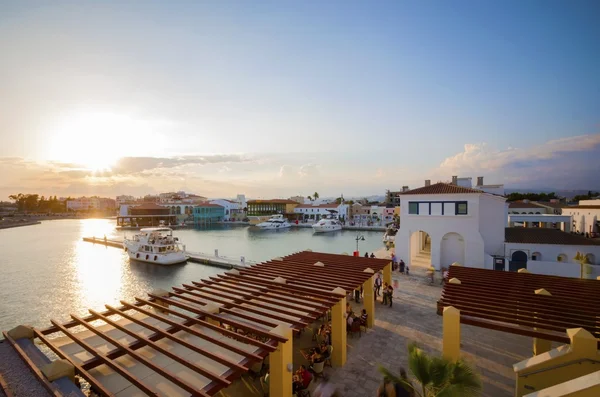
[[409, 202, 419, 214], [456, 203, 468, 215]]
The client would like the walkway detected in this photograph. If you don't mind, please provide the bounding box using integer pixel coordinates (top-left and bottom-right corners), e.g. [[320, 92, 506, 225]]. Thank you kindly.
[[327, 268, 531, 397], [0, 340, 51, 397]]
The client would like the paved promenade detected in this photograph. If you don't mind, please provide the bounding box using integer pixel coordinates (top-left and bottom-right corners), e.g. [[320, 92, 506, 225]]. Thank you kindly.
[[328, 268, 531, 397]]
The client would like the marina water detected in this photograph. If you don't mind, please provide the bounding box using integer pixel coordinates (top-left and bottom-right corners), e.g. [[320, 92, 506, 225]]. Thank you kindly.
[[0, 219, 384, 331]]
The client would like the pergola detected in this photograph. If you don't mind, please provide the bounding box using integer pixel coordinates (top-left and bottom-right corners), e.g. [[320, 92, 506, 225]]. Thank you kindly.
[[438, 266, 600, 349], [9, 251, 392, 397]]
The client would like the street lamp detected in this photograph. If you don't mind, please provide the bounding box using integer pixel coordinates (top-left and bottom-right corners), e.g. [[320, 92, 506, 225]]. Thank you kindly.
[[355, 234, 365, 253]]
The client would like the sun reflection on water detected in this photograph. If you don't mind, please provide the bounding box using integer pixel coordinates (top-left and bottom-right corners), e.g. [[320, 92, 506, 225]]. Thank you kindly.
[[73, 219, 127, 311]]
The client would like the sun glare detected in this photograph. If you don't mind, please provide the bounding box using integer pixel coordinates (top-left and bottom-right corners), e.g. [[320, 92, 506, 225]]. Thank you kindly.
[[46, 111, 162, 171]]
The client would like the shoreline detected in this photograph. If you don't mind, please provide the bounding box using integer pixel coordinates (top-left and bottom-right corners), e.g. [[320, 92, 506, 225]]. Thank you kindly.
[[0, 221, 41, 230]]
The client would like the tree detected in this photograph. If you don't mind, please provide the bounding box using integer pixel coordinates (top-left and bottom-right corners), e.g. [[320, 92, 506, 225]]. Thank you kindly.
[[307, 195, 313, 201], [313, 192, 319, 200], [378, 343, 481, 397]]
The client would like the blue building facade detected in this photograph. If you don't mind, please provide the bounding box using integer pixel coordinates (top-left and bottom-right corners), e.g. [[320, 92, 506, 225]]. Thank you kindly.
[[193, 204, 225, 226]]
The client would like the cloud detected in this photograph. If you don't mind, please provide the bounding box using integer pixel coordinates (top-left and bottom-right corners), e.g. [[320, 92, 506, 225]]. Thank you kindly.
[[434, 133, 600, 188], [111, 154, 251, 174], [298, 163, 320, 178], [278, 163, 321, 179], [279, 165, 295, 178]]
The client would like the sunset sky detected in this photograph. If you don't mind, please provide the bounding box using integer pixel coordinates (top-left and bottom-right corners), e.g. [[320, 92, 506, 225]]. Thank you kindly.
[[1, 1, 599, 199]]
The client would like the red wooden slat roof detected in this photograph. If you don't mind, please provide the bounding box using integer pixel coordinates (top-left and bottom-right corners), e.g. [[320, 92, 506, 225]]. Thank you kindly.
[[438, 266, 600, 347], [30, 251, 387, 396]]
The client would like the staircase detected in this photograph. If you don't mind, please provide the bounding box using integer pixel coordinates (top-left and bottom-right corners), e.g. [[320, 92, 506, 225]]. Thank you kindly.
[[411, 246, 431, 269]]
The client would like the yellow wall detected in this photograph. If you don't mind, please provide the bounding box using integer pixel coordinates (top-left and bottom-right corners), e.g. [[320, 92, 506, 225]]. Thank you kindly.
[[285, 203, 299, 213], [514, 328, 600, 397], [393, 206, 400, 216]]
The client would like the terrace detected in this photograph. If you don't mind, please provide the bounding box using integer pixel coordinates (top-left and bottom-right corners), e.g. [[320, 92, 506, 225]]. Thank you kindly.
[[3, 254, 600, 397], [1, 251, 391, 397]]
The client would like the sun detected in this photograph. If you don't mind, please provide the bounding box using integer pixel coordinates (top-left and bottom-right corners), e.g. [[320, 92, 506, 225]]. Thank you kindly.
[[46, 111, 152, 171]]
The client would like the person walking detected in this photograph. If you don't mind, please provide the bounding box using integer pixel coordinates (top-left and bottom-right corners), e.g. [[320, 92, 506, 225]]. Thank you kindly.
[[374, 274, 383, 297]]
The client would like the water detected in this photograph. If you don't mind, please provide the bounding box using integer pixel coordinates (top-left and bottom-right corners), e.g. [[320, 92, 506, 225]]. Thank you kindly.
[[0, 219, 384, 332]]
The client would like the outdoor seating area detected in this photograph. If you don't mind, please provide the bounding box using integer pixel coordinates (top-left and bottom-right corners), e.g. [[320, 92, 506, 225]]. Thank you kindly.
[[2, 250, 392, 397]]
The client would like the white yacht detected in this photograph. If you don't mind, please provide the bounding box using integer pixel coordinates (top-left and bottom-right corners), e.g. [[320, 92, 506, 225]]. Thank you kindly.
[[312, 218, 343, 233], [123, 227, 187, 265], [255, 214, 291, 230]]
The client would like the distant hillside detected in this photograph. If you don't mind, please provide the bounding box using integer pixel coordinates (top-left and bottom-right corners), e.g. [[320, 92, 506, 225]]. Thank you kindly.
[[505, 189, 593, 199]]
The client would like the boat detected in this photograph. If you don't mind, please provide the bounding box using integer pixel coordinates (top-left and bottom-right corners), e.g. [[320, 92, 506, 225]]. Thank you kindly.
[[312, 218, 343, 233], [123, 227, 187, 265], [255, 214, 291, 230]]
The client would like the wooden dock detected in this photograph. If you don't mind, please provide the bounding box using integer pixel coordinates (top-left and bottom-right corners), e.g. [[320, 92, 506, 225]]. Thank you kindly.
[[82, 237, 252, 270]]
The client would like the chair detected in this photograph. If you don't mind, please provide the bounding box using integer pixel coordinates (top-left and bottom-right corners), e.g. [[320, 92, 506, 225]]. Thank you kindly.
[[260, 374, 269, 397], [348, 320, 361, 338], [324, 345, 333, 367], [296, 377, 313, 397], [359, 315, 368, 333], [311, 360, 325, 380]]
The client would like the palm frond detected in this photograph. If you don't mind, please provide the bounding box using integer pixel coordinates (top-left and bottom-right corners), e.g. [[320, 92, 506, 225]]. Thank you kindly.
[[448, 359, 482, 397], [408, 343, 433, 388], [427, 356, 452, 392], [377, 365, 419, 396]]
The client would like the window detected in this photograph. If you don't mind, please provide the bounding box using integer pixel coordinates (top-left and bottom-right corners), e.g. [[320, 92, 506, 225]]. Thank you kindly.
[[456, 202, 468, 215], [408, 202, 419, 214]]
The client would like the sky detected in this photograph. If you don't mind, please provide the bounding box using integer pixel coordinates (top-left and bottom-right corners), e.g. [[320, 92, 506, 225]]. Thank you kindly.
[[1, 0, 599, 200]]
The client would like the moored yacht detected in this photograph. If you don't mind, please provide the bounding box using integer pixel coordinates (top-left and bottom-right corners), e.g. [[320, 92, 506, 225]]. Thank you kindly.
[[255, 214, 291, 230], [312, 218, 343, 233], [123, 227, 187, 265]]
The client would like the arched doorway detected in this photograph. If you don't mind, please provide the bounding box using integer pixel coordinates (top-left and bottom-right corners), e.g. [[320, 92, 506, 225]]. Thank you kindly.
[[509, 250, 528, 272], [410, 230, 431, 268], [440, 232, 465, 268]]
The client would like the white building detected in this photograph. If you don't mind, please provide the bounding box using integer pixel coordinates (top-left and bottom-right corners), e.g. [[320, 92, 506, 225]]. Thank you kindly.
[[67, 197, 116, 212], [394, 180, 600, 279], [235, 194, 247, 210], [504, 227, 600, 278], [293, 203, 349, 221], [209, 199, 242, 221], [561, 200, 600, 235], [116, 195, 136, 206], [395, 181, 506, 270]]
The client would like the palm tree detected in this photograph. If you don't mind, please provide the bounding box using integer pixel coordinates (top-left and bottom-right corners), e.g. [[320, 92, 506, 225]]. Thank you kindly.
[[378, 343, 481, 397], [313, 192, 319, 200], [307, 195, 313, 201]]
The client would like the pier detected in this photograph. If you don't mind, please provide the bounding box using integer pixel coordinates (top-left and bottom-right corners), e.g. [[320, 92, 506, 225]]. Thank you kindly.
[[291, 223, 386, 232], [82, 237, 253, 269]]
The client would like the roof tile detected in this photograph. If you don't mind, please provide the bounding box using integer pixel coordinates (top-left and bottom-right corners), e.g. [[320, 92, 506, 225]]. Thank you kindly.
[[399, 182, 485, 195]]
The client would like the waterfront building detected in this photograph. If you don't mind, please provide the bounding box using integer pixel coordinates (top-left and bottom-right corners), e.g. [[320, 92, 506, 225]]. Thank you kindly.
[[158, 191, 207, 204], [289, 195, 307, 204], [208, 199, 241, 221], [66, 196, 116, 212], [246, 199, 299, 216], [117, 202, 177, 227], [293, 202, 349, 221], [193, 203, 225, 226], [395, 181, 507, 270], [115, 195, 136, 206], [504, 227, 600, 277], [395, 179, 600, 278], [561, 199, 600, 235]]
